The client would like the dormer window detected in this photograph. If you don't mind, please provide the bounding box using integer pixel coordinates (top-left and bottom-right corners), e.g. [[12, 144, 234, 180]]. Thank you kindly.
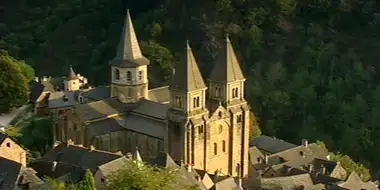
[[138, 70, 143, 81], [127, 71, 132, 81], [115, 68, 120, 80]]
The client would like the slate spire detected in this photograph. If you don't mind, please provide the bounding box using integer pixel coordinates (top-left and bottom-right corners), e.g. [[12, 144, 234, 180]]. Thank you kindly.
[[67, 65, 78, 80], [110, 9, 149, 67], [209, 34, 245, 82], [169, 41, 206, 91]]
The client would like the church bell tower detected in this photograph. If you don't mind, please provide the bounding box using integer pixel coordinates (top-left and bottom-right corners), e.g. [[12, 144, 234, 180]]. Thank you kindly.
[[109, 10, 149, 103]]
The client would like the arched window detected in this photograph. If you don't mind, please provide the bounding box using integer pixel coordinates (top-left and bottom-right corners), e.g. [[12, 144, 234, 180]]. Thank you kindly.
[[193, 97, 197, 108], [115, 69, 120, 80], [127, 71, 132, 81], [214, 143, 217, 155], [232, 88, 236, 98], [222, 140, 226, 152], [235, 88, 239, 98], [196, 97, 200, 107], [138, 70, 143, 81]]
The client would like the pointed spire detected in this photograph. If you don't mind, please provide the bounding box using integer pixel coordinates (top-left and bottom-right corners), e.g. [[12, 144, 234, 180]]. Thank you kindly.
[[110, 9, 149, 68], [169, 41, 206, 91], [133, 148, 144, 168], [209, 34, 245, 82], [67, 65, 78, 80]]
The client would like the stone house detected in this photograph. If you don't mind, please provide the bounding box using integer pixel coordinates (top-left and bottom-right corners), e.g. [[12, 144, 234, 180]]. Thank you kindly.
[[0, 131, 26, 167]]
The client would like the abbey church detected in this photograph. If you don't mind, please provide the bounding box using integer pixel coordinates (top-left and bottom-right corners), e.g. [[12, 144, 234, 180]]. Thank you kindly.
[[38, 10, 250, 178]]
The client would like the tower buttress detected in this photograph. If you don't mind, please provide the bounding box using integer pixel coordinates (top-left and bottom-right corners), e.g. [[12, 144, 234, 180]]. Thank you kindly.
[[208, 34, 250, 178], [167, 41, 209, 169], [109, 9, 149, 103]]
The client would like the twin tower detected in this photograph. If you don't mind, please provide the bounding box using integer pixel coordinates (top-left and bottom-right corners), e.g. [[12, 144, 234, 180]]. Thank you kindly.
[[109, 10, 250, 178]]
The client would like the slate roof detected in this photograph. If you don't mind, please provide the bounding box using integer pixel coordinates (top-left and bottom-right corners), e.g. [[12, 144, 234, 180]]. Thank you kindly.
[[40, 77, 63, 92], [74, 98, 133, 121], [338, 172, 378, 190], [67, 66, 78, 80], [38, 143, 123, 172], [87, 117, 126, 136], [132, 99, 169, 120], [148, 86, 170, 103], [29, 80, 45, 103], [0, 131, 7, 144], [0, 157, 46, 190], [88, 113, 166, 139], [0, 156, 22, 189], [48, 91, 81, 109], [98, 156, 129, 177], [210, 177, 242, 190], [110, 10, 149, 68], [80, 86, 110, 101], [209, 34, 245, 83], [31, 160, 85, 182], [267, 143, 328, 166], [250, 135, 297, 154], [169, 41, 206, 91], [260, 173, 314, 190], [146, 152, 178, 168]]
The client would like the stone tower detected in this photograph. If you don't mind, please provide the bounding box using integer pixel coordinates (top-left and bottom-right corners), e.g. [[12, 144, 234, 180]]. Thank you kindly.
[[109, 10, 149, 103], [64, 65, 80, 91], [167, 41, 209, 169], [208, 34, 250, 177]]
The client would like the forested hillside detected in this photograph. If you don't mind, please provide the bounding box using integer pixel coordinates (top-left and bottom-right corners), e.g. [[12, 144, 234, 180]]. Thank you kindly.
[[2, 0, 380, 170]]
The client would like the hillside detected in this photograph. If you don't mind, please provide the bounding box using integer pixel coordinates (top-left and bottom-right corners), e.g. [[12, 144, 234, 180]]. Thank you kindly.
[[1, 0, 380, 170]]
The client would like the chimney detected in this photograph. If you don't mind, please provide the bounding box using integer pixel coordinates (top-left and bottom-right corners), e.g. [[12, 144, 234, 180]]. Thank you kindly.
[[321, 164, 326, 175], [308, 164, 314, 173], [63, 95, 68, 102], [302, 139, 308, 147], [264, 154, 268, 164], [66, 139, 74, 147], [43, 76, 47, 81], [35, 77, 39, 82], [89, 145, 95, 152], [52, 161, 58, 172]]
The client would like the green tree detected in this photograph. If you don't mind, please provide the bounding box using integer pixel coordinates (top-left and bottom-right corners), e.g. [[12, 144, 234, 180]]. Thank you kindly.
[[77, 169, 97, 190], [329, 153, 371, 181], [17, 117, 53, 153], [106, 159, 194, 190], [0, 51, 29, 113]]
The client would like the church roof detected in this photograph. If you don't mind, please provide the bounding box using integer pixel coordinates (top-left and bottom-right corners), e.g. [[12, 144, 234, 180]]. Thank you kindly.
[[209, 34, 245, 83], [110, 10, 149, 68], [67, 65, 78, 80], [169, 41, 206, 91]]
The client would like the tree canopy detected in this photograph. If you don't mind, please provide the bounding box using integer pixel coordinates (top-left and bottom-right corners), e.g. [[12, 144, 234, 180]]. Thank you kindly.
[[106, 159, 196, 190], [0, 51, 29, 113]]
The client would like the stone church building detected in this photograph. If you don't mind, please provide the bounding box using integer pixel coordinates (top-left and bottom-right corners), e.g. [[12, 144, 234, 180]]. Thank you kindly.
[[44, 10, 251, 178]]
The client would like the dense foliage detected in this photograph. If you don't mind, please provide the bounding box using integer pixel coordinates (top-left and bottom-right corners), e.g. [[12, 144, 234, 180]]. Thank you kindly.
[[2, 0, 380, 171], [106, 159, 197, 190], [46, 169, 97, 190], [6, 117, 54, 154], [0, 51, 30, 113]]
